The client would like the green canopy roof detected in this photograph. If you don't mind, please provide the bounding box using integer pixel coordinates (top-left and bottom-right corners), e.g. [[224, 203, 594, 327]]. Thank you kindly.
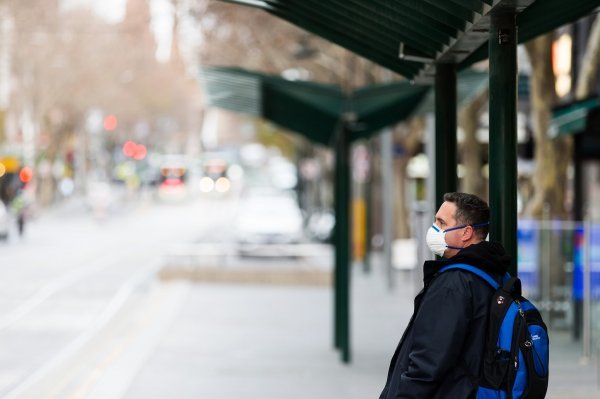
[[200, 66, 432, 145], [549, 97, 600, 138], [349, 81, 432, 140], [413, 68, 490, 115], [221, 0, 599, 82], [200, 67, 343, 145]]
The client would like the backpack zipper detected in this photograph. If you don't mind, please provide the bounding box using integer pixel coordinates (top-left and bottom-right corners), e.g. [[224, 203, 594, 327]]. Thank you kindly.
[[507, 300, 527, 399], [514, 300, 525, 370]]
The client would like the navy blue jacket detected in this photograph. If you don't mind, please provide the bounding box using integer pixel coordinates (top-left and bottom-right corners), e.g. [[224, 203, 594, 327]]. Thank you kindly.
[[379, 241, 510, 399]]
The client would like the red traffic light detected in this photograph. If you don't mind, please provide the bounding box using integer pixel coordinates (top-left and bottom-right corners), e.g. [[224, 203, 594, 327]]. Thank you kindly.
[[122, 140, 147, 160], [19, 166, 33, 183], [133, 144, 147, 160], [103, 115, 118, 131], [122, 140, 137, 157]]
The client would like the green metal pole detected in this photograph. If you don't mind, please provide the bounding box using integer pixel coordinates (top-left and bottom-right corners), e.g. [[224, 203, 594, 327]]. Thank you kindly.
[[333, 144, 341, 351], [333, 121, 351, 363], [333, 131, 340, 351], [489, 12, 518, 276], [434, 63, 458, 207]]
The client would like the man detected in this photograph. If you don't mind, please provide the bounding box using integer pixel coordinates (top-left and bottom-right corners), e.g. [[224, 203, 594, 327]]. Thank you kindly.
[[379, 192, 511, 399]]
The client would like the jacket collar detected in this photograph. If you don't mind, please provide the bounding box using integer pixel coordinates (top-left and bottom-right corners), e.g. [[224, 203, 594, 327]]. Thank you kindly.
[[421, 241, 511, 288], [423, 260, 446, 287]]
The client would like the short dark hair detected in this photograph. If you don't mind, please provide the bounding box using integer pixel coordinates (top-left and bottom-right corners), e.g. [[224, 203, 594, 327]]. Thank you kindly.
[[443, 192, 490, 240]]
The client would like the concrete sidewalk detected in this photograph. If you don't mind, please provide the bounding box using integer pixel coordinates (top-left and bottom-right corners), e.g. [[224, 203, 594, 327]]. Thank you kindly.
[[125, 263, 599, 399], [547, 330, 600, 398]]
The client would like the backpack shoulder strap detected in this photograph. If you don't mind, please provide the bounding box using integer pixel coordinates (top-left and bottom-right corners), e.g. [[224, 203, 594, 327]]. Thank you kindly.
[[438, 263, 502, 290]]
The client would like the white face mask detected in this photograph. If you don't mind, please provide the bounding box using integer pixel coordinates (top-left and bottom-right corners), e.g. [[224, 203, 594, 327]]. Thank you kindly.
[[425, 222, 490, 257], [426, 224, 459, 257]]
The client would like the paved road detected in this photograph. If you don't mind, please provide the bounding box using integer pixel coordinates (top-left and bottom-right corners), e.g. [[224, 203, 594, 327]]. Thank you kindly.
[[0, 195, 236, 398]]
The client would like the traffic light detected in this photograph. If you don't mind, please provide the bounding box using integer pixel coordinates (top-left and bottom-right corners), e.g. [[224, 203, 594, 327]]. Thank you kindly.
[[122, 141, 147, 161], [133, 144, 147, 160], [103, 115, 118, 131], [19, 166, 33, 185], [122, 140, 136, 157]]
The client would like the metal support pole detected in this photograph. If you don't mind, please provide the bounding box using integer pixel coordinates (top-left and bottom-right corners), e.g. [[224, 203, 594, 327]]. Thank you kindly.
[[334, 121, 351, 363], [582, 219, 592, 362], [489, 12, 518, 276], [425, 114, 436, 217], [381, 128, 394, 290], [413, 201, 430, 295], [434, 63, 457, 207]]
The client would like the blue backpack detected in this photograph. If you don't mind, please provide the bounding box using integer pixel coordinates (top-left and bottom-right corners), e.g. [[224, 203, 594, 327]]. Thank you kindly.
[[439, 264, 549, 399]]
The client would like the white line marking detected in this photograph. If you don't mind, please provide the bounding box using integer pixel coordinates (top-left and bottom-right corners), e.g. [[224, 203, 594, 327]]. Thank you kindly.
[[0, 253, 121, 332], [2, 271, 146, 399]]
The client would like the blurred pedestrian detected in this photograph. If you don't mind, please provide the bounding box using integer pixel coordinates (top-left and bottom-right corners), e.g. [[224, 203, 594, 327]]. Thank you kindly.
[[10, 189, 29, 236], [379, 192, 510, 399]]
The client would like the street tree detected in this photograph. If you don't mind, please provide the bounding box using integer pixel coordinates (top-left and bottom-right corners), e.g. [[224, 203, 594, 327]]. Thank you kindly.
[[525, 16, 600, 218], [459, 88, 488, 199], [3, 0, 200, 205]]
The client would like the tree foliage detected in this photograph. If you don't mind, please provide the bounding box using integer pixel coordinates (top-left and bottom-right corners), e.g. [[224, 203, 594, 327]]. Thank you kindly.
[[524, 17, 600, 219], [1, 0, 201, 204]]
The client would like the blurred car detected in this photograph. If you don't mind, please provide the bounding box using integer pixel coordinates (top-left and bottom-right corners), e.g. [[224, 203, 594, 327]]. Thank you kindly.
[[158, 158, 188, 201], [199, 158, 232, 195], [0, 201, 9, 240], [235, 190, 304, 246]]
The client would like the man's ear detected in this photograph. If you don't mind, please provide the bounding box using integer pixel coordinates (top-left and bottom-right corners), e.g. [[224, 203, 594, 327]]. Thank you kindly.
[[462, 225, 474, 242]]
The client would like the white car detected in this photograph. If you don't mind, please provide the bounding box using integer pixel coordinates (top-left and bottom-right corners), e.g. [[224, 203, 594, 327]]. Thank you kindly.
[[0, 201, 9, 240], [235, 190, 304, 246]]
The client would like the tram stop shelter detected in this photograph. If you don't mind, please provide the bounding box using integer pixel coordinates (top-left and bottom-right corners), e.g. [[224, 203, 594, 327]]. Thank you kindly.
[[207, 0, 600, 362]]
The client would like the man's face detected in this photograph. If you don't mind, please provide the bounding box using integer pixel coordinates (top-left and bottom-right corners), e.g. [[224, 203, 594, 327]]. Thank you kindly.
[[434, 201, 463, 258]]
